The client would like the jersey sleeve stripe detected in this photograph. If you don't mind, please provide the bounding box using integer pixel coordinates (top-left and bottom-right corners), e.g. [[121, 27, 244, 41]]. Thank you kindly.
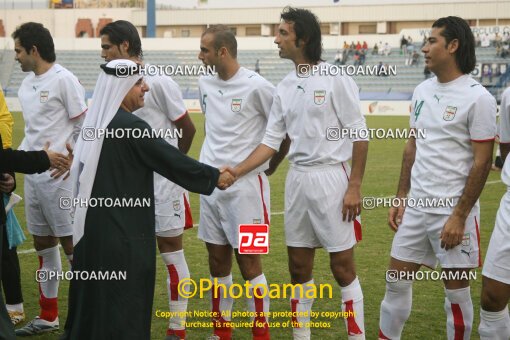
[[470, 137, 495, 142], [173, 110, 189, 122], [71, 108, 88, 120]]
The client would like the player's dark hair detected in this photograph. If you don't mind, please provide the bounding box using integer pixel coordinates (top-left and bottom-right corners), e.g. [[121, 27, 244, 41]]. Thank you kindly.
[[280, 7, 323, 64], [202, 24, 237, 59], [432, 16, 476, 74], [100, 20, 143, 59], [12, 22, 56, 63]]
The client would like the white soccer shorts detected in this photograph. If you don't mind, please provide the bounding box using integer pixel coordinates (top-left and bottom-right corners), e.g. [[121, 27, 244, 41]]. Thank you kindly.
[[198, 173, 270, 248], [284, 164, 362, 253], [391, 206, 481, 269]]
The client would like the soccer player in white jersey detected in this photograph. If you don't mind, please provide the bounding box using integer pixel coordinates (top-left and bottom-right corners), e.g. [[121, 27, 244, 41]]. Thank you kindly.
[[12, 22, 87, 336], [198, 25, 289, 340], [99, 20, 197, 340], [230, 7, 368, 340], [378, 17, 496, 340], [478, 85, 510, 340]]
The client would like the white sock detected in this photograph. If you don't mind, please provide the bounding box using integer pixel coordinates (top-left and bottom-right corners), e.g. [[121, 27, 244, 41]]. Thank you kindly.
[[291, 279, 315, 340], [479, 306, 510, 340], [211, 274, 234, 327], [36, 245, 61, 321], [444, 287, 473, 340], [341, 277, 365, 339], [6, 303, 23, 313], [37, 245, 61, 299], [246, 273, 270, 338], [379, 280, 413, 340], [161, 250, 190, 331]]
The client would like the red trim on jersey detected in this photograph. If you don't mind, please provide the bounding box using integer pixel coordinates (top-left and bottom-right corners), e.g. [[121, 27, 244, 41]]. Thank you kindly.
[[71, 108, 88, 120], [470, 138, 495, 142], [451, 303, 465, 340], [475, 216, 482, 267], [258, 175, 270, 225], [354, 218, 362, 242], [378, 329, 391, 339], [173, 110, 189, 122], [167, 264, 179, 301], [344, 299, 363, 335], [290, 299, 300, 327], [183, 193, 193, 230]]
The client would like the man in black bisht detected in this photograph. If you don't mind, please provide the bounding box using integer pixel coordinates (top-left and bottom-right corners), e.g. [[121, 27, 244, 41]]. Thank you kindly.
[[62, 59, 234, 339]]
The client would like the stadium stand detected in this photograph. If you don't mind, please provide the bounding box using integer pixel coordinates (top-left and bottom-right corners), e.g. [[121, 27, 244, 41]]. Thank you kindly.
[[2, 45, 508, 101]]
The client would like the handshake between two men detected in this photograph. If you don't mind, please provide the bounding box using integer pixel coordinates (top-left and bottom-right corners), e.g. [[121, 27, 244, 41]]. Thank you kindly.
[[217, 167, 238, 190]]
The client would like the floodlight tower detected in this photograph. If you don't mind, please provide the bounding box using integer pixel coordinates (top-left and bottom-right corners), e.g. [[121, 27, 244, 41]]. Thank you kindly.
[[147, 0, 155, 37]]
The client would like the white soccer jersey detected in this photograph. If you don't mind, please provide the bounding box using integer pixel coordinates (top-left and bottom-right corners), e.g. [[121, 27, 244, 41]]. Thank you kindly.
[[198, 67, 275, 173], [134, 74, 188, 206], [500, 87, 510, 186], [262, 62, 367, 166], [409, 75, 497, 213], [18, 64, 86, 154]]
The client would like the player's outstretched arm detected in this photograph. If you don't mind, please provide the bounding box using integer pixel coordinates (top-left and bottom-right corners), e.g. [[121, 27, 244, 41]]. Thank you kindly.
[[343, 140, 368, 222], [440, 140, 493, 250], [265, 134, 290, 176], [388, 136, 416, 231], [233, 143, 277, 179]]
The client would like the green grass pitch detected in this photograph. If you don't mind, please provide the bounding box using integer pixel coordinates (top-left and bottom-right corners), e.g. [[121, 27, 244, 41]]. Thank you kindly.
[[9, 112, 505, 339]]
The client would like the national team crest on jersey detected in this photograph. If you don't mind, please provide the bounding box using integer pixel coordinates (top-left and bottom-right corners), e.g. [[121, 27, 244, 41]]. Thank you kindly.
[[173, 200, 181, 211], [231, 99, 242, 112], [314, 90, 326, 105], [443, 106, 457, 121], [40, 91, 49, 103]]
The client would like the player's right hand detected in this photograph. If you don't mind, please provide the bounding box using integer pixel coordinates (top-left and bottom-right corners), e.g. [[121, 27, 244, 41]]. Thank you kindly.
[[44, 142, 71, 179], [217, 167, 236, 190], [388, 205, 405, 232]]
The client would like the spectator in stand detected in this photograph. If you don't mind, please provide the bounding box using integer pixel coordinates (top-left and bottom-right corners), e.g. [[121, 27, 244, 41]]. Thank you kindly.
[[372, 43, 379, 55], [341, 49, 349, 65], [359, 50, 366, 65], [481, 33, 491, 47], [475, 33, 481, 47], [353, 51, 360, 66], [495, 32, 503, 48], [378, 41, 384, 55], [355, 41, 362, 51], [406, 42, 415, 64], [501, 42, 509, 59], [383, 42, 391, 56], [400, 35, 408, 55], [343, 41, 349, 50], [362, 41, 368, 52], [503, 32, 510, 44], [407, 35, 413, 45], [411, 50, 420, 66]]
